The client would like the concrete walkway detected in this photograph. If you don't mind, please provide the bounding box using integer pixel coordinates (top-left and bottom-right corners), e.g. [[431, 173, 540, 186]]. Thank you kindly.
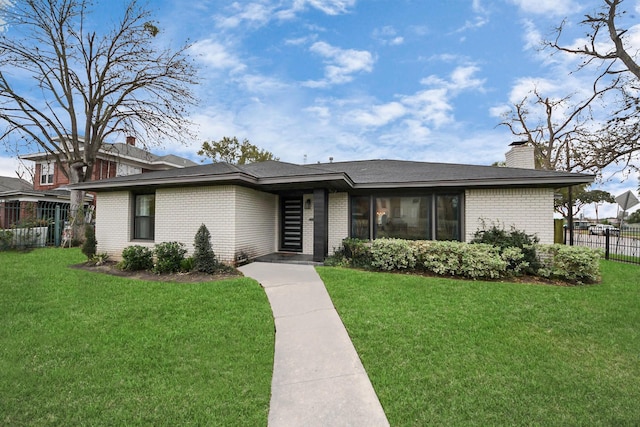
[[238, 262, 389, 427]]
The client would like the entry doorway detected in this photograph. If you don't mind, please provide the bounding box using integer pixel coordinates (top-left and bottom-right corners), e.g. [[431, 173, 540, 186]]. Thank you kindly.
[[280, 197, 303, 252]]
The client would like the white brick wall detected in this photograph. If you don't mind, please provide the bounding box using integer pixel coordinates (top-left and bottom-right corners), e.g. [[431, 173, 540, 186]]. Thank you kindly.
[[95, 191, 137, 259], [155, 186, 237, 262], [95, 185, 277, 264], [328, 192, 349, 254], [235, 186, 278, 260], [465, 188, 554, 244]]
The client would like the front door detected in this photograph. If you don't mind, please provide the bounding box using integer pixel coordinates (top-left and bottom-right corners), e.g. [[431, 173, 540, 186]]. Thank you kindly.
[[280, 197, 303, 252]]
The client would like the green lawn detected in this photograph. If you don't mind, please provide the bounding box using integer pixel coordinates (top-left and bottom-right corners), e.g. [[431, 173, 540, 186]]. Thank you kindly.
[[319, 262, 640, 426], [0, 249, 274, 426]]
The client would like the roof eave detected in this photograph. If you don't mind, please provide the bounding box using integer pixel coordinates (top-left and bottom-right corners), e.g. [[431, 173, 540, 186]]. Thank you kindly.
[[353, 175, 594, 189], [68, 172, 259, 191]]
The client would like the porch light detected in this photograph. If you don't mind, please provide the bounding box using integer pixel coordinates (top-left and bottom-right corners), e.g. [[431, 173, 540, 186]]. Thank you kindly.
[[305, 198, 312, 210]]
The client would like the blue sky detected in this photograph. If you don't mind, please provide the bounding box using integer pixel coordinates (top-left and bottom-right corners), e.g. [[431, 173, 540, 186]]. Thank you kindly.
[[2, 0, 640, 217]]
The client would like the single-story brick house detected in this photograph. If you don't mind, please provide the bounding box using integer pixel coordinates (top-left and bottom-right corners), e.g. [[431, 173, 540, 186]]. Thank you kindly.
[[71, 144, 593, 263]]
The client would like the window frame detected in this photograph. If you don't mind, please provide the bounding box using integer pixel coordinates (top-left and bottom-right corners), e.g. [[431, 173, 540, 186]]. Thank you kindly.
[[40, 162, 54, 185], [349, 191, 463, 242], [132, 192, 155, 241]]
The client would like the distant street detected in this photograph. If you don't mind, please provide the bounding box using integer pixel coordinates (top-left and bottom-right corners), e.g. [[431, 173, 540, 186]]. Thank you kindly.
[[572, 231, 640, 258]]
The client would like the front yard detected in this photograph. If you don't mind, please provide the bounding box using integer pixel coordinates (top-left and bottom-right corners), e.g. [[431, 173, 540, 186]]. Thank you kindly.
[[3, 248, 639, 426], [0, 249, 274, 426], [318, 262, 640, 426]]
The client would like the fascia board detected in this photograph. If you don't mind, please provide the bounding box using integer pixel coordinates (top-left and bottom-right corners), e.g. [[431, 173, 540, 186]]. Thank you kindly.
[[352, 175, 594, 189], [68, 172, 259, 190], [257, 172, 354, 186]]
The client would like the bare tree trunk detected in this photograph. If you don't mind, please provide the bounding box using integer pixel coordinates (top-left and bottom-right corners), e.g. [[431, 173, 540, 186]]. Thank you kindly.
[[68, 163, 86, 243]]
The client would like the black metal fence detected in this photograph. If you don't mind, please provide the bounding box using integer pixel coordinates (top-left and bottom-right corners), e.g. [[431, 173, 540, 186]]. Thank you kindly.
[[0, 201, 71, 250], [566, 226, 640, 265]]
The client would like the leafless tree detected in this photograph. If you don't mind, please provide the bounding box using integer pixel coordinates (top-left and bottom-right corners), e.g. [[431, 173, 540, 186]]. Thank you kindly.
[[499, 71, 619, 174], [546, 0, 640, 174], [548, 0, 640, 80], [0, 0, 198, 233]]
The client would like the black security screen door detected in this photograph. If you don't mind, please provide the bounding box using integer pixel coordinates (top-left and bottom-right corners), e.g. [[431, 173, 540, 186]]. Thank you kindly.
[[280, 197, 303, 252]]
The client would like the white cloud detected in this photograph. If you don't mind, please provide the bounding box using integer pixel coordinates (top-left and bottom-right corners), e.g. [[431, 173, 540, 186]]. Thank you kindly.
[[0, 156, 28, 181], [421, 65, 486, 93], [454, 16, 489, 33], [522, 19, 542, 51], [345, 102, 407, 127], [508, 0, 580, 16], [303, 41, 374, 87], [189, 39, 246, 73], [293, 0, 357, 15], [214, 2, 273, 29], [373, 26, 404, 46]]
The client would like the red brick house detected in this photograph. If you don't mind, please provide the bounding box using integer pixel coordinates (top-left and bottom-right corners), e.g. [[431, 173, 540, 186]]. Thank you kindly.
[[1, 136, 195, 244]]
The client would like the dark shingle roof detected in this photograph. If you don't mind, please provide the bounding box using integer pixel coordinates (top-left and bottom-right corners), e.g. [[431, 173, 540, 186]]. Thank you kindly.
[[69, 159, 593, 191]]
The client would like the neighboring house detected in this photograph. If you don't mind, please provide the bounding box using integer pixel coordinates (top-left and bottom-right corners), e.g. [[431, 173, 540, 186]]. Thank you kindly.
[[71, 143, 593, 263], [2, 136, 195, 242], [19, 136, 197, 191]]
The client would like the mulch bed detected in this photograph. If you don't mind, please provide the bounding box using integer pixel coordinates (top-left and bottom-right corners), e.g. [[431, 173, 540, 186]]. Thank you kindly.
[[71, 261, 242, 283]]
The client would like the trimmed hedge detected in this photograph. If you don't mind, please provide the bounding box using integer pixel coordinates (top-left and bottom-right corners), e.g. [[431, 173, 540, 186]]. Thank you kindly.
[[329, 237, 601, 285], [536, 244, 602, 284]]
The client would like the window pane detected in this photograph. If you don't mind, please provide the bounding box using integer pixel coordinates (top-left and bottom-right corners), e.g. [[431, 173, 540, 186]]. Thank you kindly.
[[135, 194, 155, 216], [134, 194, 155, 240], [375, 196, 430, 240], [40, 162, 54, 185], [351, 196, 370, 239], [436, 195, 460, 241], [134, 217, 154, 240]]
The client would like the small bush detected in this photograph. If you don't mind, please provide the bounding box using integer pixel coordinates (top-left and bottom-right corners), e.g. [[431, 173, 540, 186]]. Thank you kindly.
[[342, 238, 372, 268], [471, 223, 540, 274], [81, 224, 97, 259], [154, 241, 187, 274], [0, 230, 13, 251], [323, 254, 350, 267], [89, 253, 109, 266], [180, 256, 194, 272], [193, 224, 218, 273], [536, 244, 601, 284], [501, 247, 529, 276], [120, 245, 154, 271], [459, 243, 507, 279], [370, 238, 416, 271], [414, 240, 463, 276], [413, 241, 508, 279]]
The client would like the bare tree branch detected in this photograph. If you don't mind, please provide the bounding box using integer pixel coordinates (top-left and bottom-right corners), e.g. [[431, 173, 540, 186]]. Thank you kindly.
[[0, 0, 199, 184]]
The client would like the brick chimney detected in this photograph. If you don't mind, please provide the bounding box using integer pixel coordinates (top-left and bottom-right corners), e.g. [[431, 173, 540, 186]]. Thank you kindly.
[[505, 141, 535, 169], [126, 136, 136, 146]]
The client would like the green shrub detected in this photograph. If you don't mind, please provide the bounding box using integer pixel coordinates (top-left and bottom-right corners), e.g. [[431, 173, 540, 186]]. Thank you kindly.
[[0, 230, 12, 251], [193, 224, 218, 273], [342, 238, 372, 268], [370, 238, 416, 271], [154, 241, 187, 274], [180, 256, 194, 272], [89, 253, 110, 266], [414, 240, 463, 276], [501, 247, 529, 275], [412, 240, 508, 279], [471, 223, 540, 274], [459, 243, 507, 279], [536, 244, 601, 284], [81, 224, 97, 259], [120, 245, 154, 271]]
